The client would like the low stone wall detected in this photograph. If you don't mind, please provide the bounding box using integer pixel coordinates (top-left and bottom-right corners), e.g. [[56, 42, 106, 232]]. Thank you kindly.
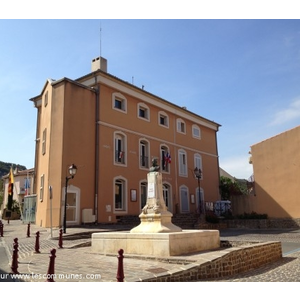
[[223, 218, 300, 229], [138, 241, 282, 282]]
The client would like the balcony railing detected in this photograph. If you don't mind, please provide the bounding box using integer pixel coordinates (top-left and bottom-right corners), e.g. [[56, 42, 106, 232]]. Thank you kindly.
[[115, 151, 125, 164]]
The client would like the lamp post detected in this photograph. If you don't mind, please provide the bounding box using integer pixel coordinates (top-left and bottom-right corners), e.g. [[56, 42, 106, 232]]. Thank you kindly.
[[194, 167, 202, 215], [63, 164, 77, 234]]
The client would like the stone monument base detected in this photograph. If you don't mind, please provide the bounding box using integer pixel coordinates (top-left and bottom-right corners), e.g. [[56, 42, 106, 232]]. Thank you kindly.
[[91, 230, 220, 257], [130, 211, 182, 233]]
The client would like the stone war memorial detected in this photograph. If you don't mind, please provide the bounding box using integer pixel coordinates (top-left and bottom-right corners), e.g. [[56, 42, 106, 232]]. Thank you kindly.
[[91, 159, 220, 256]]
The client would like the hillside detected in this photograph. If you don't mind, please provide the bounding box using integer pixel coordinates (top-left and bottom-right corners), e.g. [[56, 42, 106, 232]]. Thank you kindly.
[[0, 161, 27, 178]]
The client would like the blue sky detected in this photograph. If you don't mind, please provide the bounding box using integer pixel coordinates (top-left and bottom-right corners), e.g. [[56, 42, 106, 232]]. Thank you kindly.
[[1, 18, 300, 180]]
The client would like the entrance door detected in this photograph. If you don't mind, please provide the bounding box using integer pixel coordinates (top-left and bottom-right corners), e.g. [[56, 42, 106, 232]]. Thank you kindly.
[[66, 192, 77, 222], [22, 195, 37, 224], [61, 185, 80, 226], [180, 186, 189, 212]]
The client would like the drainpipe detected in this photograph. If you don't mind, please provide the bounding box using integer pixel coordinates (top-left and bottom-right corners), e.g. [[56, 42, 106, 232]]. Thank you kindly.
[[93, 79, 100, 224]]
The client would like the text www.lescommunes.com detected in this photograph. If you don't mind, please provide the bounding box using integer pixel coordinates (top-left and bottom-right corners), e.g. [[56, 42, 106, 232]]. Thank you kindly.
[[1, 273, 102, 281]]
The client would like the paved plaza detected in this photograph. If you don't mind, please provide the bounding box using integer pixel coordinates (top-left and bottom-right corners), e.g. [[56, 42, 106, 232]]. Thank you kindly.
[[1, 220, 300, 282]]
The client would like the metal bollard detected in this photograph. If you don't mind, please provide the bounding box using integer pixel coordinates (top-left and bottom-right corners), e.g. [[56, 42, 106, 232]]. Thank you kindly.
[[58, 228, 63, 248], [11, 238, 19, 274], [27, 223, 30, 237], [0, 220, 3, 237], [46, 248, 56, 282], [35, 231, 40, 253], [116, 249, 124, 282]]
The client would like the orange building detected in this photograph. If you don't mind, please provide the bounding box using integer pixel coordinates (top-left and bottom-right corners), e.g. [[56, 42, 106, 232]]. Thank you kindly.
[[249, 125, 300, 218], [30, 57, 221, 228]]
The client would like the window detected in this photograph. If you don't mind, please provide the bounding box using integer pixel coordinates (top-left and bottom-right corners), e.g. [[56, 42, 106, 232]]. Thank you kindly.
[[44, 91, 48, 107], [140, 181, 147, 210], [137, 103, 150, 121], [161, 145, 170, 172], [42, 128, 47, 155], [177, 118, 186, 134], [178, 149, 187, 176], [158, 111, 169, 128], [40, 174, 44, 201], [139, 139, 149, 168], [114, 132, 126, 165], [163, 183, 171, 211], [115, 98, 123, 109], [114, 178, 127, 210], [192, 125, 201, 139], [194, 154, 202, 175], [112, 92, 127, 113], [180, 185, 189, 212]]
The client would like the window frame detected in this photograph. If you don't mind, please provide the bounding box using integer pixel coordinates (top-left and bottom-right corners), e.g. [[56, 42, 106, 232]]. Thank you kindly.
[[139, 139, 150, 169], [114, 177, 128, 212], [176, 118, 186, 134], [39, 174, 44, 202], [114, 132, 127, 166], [112, 92, 127, 113], [160, 145, 170, 173], [140, 180, 148, 210], [178, 149, 188, 177], [192, 125, 201, 139], [137, 103, 150, 121], [158, 111, 169, 128], [42, 128, 47, 155]]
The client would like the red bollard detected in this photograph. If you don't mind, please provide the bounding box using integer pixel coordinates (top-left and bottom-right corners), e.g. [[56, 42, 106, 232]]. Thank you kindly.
[[46, 248, 56, 282], [0, 220, 3, 237], [35, 231, 40, 253], [116, 249, 124, 282], [11, 239, 19, 274], [13, 238, 19, 263], [58, 228, 63, 248], [27, 223, 30, 237]]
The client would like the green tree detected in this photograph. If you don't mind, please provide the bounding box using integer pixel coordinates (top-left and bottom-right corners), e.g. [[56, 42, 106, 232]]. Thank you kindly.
[[219, 176, 248, 199], [219, 176, 232, 199]]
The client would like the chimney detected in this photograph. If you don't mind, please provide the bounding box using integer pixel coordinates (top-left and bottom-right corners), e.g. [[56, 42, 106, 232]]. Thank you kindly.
[[92, 57, 107, 72]]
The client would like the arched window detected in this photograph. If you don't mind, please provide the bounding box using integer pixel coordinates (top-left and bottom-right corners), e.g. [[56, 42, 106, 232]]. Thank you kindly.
[[158, 111, 169, 128], [112, 92, 127, 113], [178, 149, 187, 176], [163, 183, 172, 212], [137, 103, 150, 121], [192, 125, 201, 139], [114, 132, 127, 165], [160, 145, 171, 172], [194, 153, 202, 173], [176, 118, 186, 134], [140, 181, 147, 210], [179, 185, 189, 213], [114, 177, 127, 211], [139, 139, 150, 169]]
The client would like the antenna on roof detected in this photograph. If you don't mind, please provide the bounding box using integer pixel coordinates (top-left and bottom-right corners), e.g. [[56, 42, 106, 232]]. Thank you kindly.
[[100, 22, 102, 58]]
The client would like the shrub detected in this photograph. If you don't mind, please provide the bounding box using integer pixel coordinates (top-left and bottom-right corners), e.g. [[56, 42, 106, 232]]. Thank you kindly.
[[236, 211, 268, 219], [205, 211, 219, 223]]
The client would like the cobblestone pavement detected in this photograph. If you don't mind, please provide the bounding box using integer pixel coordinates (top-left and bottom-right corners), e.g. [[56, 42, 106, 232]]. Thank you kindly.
[[1, 220, 300, 282]]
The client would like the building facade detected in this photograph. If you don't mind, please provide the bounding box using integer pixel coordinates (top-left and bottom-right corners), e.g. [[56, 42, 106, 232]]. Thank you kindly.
[[30, 57, 221, 228], [249, 125, 300, 218], [1, 168, 34, 219]]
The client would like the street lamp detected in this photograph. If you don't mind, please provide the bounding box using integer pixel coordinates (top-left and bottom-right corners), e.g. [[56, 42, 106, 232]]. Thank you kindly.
[[194, 167, 202, 215], [63, 164, 77, 234]]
